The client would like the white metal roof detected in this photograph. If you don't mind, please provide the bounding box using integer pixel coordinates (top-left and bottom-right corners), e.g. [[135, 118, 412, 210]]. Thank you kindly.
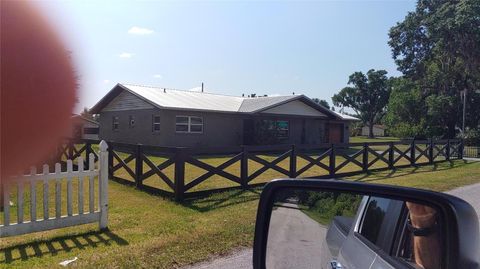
[[92, 83, 352, 121], [331, 111, 360, 121], [121, 83, 300, 113], [122, 84, 245, 112]]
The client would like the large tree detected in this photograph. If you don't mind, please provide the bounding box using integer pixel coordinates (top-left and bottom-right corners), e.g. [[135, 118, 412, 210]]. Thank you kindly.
[[388, 0, 480, 138], [384, 78, 428, 138], [332, 69, 391, 138]]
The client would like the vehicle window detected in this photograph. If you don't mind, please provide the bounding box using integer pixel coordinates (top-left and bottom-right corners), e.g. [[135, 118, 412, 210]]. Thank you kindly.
[[360, 196, 392, 245]]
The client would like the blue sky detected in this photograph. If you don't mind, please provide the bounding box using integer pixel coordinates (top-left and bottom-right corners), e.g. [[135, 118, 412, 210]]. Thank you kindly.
[[36, 1, 416, 112]]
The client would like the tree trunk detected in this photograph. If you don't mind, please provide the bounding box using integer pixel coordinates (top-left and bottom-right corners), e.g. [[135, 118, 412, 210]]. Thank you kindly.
[[368, 123, 375, 138], [446, 122, 456, 139]]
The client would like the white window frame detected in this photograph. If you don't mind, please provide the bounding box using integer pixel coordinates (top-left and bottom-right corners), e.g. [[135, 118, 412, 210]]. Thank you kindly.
[[152, 115, 161, 132], [175, 116, 203, 134]]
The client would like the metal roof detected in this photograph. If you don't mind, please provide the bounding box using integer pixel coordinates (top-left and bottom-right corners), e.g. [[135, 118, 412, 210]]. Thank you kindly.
[[91, 83, 353, 121], [331, 111, 360, 121], [122, 84, 244, 112]]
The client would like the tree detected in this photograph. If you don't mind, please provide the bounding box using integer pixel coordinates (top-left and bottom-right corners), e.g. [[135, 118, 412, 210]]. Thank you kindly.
[[388, 0, 480, 138], [312, 98, 330, 110], [384, 78, 428, 138], [332, 69, 391, 138]]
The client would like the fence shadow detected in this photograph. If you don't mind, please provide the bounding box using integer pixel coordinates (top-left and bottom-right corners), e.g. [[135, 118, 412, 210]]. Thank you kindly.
[[183, 188, 261, 212], [353, 160, 474, 183], [0, 229, 128, 264]]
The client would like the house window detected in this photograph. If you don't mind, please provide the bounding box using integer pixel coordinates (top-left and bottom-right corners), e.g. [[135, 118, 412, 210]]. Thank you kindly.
[[258, 119, 289, 139], [176, 116, 203, 133], [152, 115, 161, 132], [112, 116, 119, 130], [129, 115, 135, 128], [276, 120, 289, 138]]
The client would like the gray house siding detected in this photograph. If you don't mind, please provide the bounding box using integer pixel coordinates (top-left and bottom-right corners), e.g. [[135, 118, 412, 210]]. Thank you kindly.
[[99, 109, 330, 147], [93, 85, 354, 148], [99, 109, 244, 147]]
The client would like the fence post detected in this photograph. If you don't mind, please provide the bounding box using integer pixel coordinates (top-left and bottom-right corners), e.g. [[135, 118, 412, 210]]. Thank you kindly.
[[388, 142, 394, 169], [429, 139, 434, 164], [68, 140, 74, 160], [446, 139, 450, 161], [362, 143, 368, 173], [329, 144, 336, 178], [174, 148, 186, 202], [459, 139, 464, 159], [289, 144, 297, 178], [85, 142, 92, 170], [108, 143, 114, 180], [135, 144, 143, 188], [240, 146, 248, 189], [98, 140, 109, 230], [410, 140, 416, 165]]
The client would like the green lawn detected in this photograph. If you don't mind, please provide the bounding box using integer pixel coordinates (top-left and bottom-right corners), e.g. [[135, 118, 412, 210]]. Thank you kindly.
[[1, 159, 478, 268], [350, 136, 401, 143]]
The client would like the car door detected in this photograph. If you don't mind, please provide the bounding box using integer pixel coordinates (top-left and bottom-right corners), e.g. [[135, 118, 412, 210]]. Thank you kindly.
[[337, 196, 405, 269]]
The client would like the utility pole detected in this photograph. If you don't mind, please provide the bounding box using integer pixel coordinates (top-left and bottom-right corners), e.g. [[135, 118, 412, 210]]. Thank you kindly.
[[462, 88, 467, 135]]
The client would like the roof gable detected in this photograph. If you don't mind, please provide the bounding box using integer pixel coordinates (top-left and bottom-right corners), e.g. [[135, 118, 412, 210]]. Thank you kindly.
[[261, 99, 327, 117], [103, 90, 154, 111]]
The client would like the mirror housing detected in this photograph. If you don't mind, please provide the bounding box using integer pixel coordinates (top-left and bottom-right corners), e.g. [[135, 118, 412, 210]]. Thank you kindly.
[[253, 179, 480, 269]]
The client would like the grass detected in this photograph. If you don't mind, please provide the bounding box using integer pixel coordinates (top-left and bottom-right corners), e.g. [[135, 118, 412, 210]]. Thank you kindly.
[[1, 159, 479, 268], [350, 136, 401, 143]]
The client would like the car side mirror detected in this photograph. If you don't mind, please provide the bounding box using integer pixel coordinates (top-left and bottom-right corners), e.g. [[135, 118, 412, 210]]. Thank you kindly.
[[252, 179, 480, 269]]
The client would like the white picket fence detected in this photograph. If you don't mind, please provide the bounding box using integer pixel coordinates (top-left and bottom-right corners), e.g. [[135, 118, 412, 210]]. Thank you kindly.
[[0, 141, 108, 237]]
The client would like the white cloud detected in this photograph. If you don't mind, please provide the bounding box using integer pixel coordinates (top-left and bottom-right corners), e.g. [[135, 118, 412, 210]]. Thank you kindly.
[[119, 52, 134, 58], [103, 79, 110, 84], [128, 26, 154, 35], [153, 74, 163, 79]]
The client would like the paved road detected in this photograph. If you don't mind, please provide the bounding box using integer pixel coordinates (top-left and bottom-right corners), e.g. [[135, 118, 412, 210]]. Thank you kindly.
[[266, 203, 327, 269], [186, 183, 480, 269], [446, 182, 480, 223]]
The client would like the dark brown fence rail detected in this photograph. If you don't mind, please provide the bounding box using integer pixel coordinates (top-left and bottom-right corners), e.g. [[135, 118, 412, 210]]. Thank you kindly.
[[57, 139, 464, 201]]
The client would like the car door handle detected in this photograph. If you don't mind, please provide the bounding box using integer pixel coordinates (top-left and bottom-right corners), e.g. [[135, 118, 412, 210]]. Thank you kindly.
[[330, 260, 344, 269]]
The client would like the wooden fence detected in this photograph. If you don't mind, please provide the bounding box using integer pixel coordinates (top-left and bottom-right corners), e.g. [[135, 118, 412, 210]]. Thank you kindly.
[[0, 141, 109, 237], [57, 139, 463, 201]]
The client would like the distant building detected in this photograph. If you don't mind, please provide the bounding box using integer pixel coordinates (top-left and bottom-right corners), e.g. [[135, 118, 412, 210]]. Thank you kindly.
[[71, 115, 100, 140], [90, 83, 357, 148], [361, 125, 386, 137]]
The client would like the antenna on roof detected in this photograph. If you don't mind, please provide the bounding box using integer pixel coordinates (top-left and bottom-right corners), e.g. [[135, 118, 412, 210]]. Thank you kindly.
[[292, 92, 295, 95], [201, 82, 204, 93], [164, 88, 166, 93], [242, 93, 244, 97]]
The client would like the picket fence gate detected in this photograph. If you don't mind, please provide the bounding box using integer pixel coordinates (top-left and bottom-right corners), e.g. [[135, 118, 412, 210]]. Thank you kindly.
[[0, 141, 109, 237]]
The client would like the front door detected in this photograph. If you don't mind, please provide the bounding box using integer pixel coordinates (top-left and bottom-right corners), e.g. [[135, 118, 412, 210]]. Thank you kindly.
[[327, 123, 344, 144]]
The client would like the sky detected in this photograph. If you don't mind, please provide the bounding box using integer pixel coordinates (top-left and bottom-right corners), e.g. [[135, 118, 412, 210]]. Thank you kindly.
[[35, 0, 416, 113]]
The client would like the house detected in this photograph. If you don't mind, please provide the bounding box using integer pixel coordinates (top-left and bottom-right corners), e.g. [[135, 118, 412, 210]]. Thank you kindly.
[[70, 114, 100, 140], [90, 83, 358, 148], [361, 125, 386, 137]]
